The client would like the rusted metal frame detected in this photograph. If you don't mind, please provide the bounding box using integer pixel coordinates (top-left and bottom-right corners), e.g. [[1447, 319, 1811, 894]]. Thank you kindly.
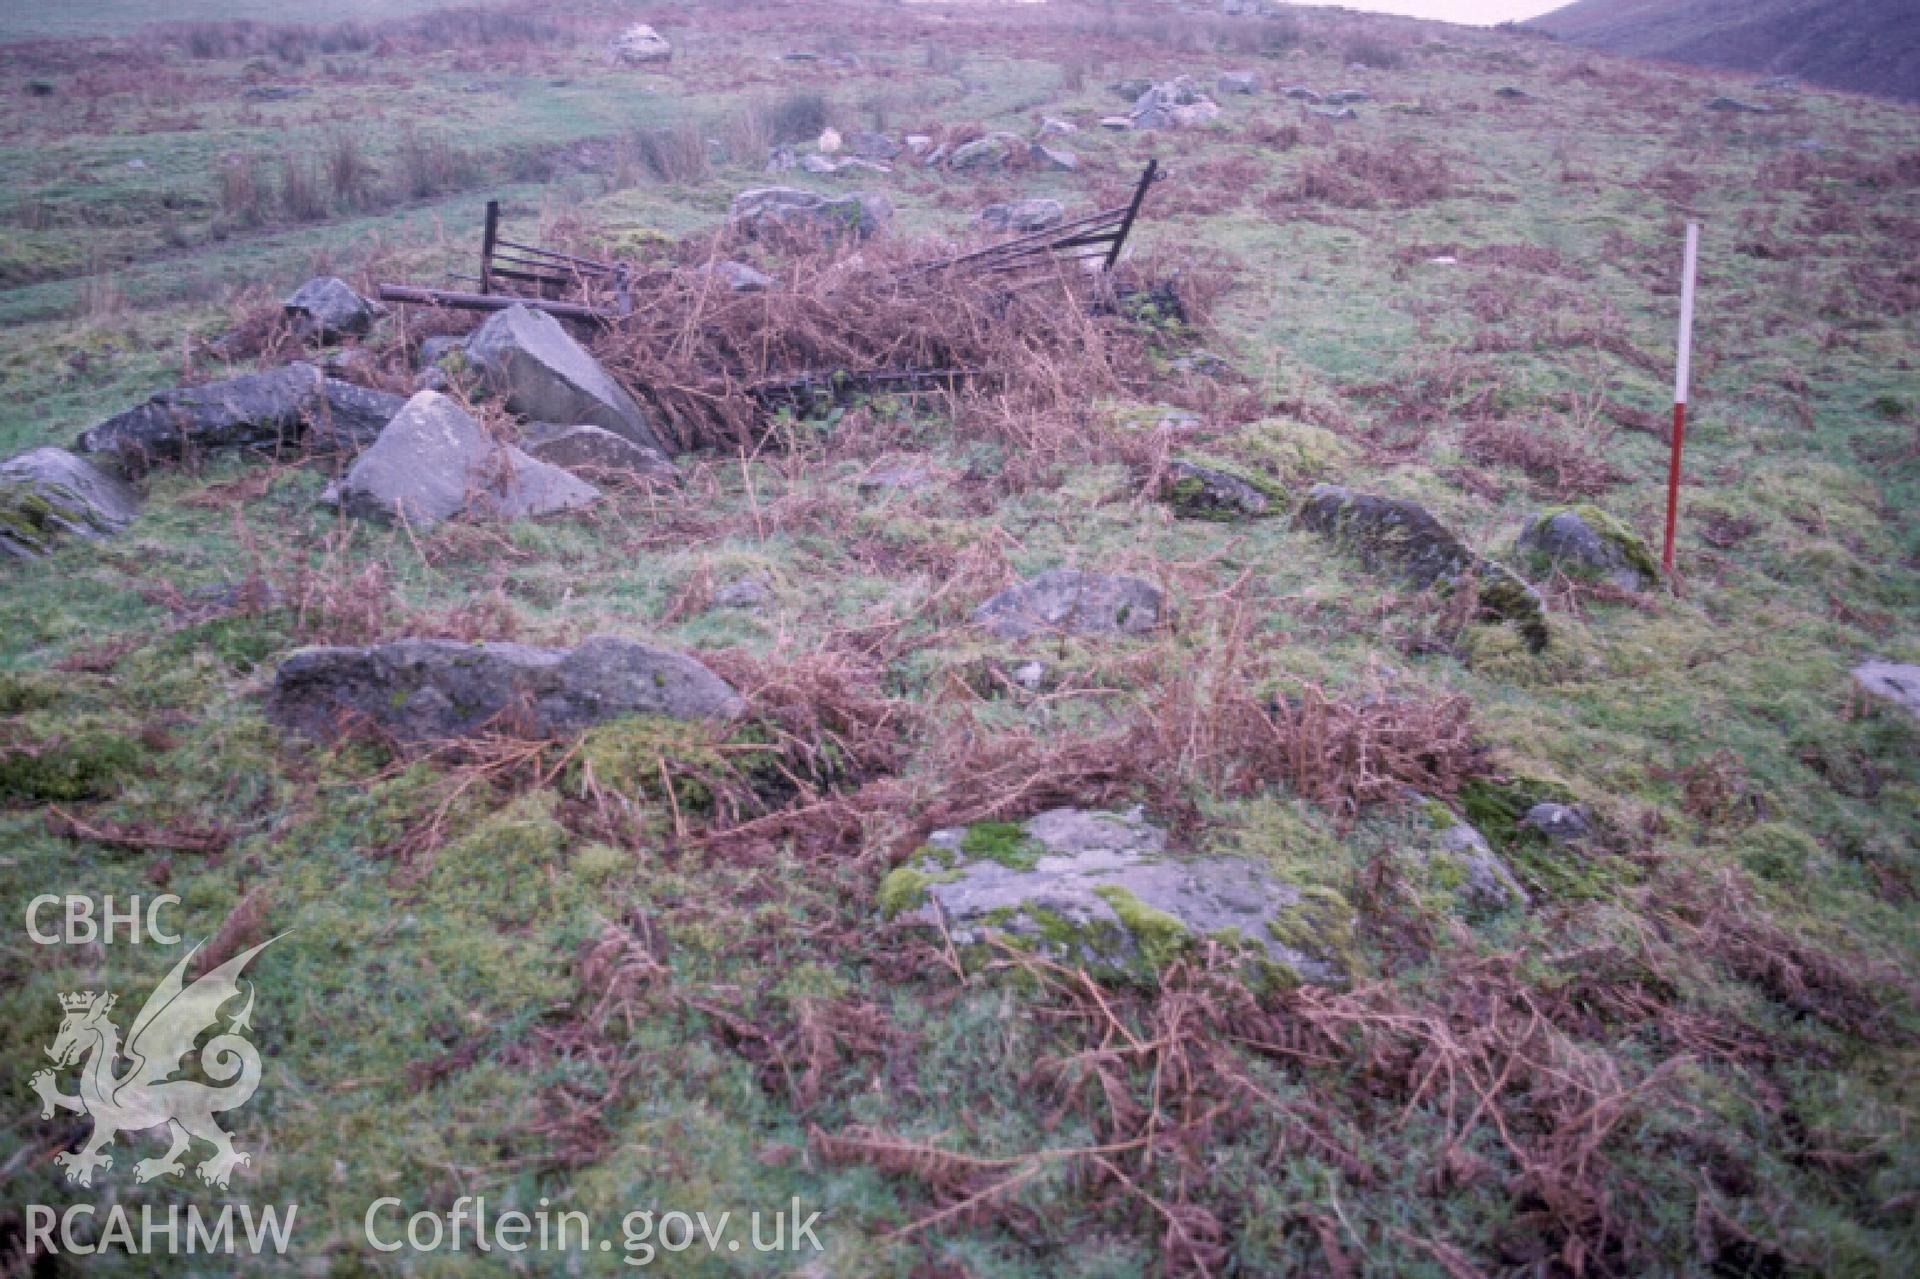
[[376, 283, 614, 324], [905, 208, 1127, 278], [1104, 157, 1158, 271], [492, 236, 617, 276], [480, 200, 500, 295]]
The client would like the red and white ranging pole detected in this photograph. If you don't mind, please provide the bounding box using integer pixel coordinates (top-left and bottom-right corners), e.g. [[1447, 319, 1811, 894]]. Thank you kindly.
[[1663, 221, 1700, 578]]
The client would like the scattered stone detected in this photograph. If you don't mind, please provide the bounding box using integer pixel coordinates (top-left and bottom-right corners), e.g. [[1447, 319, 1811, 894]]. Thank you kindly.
[[1297, 484, 1548, 650], [1009, 659, 1048, 691], [728, 187, 893, 242], [464, 304, 666, 455], [1419, 806, 1528, 914], [242, 85, 309, 102], [418, 336, 467, 368], [609, 23, 671, 65], [1755, 75, 1798, 91], [1218, 70, 1261, 94], [818, 127, 842, 154], [284, 276, 380, 343], [1520, 803, 1591, 842], [698, 260, 777, 293], [269, 634, 742, 743], [801, 153, 839, 174], [847, 131, 901, 161], [333, 390, 600, 528], [948, 132, 1022, 170], [834, 157, 893, 176], [1706, 96, 1775, 113], [1515, 505, 1658, 592], [1162, 459, 1281, 521], [520, 423, 680, 487], [0, 448, 141, 558], [1129, 77, 1220, 130], [1325, 89, 1371, 105], [979, 198, 1065, 233], [1108, 78, 1155, 101], [1170, 350, 1232, 376], [856, 464, 930, 495], [973, 569, 1165, 640], [76, 363, 398, 469], [881, 807, 1350, 985], [765, 145, 797, 173], [1853, 662, 1920, 723], [1099, 116, 1135, 131], [713, 577, 774, 610], [904, 134, 934, 156], [1309, 106, 1358, 121], [1035, 144, 1079, 170], [1283, 85, 1323, 102], [1494, 85, 1533, 100], [1038, 117, 1077, 136]]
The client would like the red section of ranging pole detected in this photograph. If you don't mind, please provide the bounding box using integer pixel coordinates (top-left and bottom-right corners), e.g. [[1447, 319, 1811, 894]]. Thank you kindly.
[[1663, 222, 1700, 577]]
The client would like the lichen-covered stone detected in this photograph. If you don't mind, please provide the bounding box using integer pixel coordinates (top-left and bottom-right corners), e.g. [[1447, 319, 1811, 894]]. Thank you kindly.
[[520, 423, 680, 487], [1516, 505, 1658, 592], [268, 635, 744, 743], [1854, 661, 1920, 723], [1297, 484, 1548, 651], [284, 276, 380, 342], [882, 807, 1349, 985], [972, 570, 1165, 640], [1162, 459, 1282, 521], [0, 447, 140, 557], [1418, 805, 1528, 914]]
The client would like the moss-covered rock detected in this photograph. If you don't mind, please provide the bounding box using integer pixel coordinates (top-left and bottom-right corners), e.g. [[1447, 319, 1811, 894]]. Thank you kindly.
[[0, 727, 140, 801], [1162, 458, 1285, 521], [1516, 505, 1658, 592], [1297, 484, 1549, 651], [882, 808, 1350, 986]]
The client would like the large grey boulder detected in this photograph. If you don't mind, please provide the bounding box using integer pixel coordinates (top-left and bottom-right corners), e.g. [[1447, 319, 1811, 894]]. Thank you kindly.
[[268, 635, 743, 743], [610, 23, 672, 65], [1422, 813, 1528, 914], [973, 569, 1165, 640], [881, 807, 1351, 985], [1297, 485, 1548, 650], [1, 447, 141, 558], [728, 187, 893, 242], [335, 391, 600, 528], [520, 422, 679, 487], [75, 363, 403, 469], [1515, 505, 1657, 592], [979, 199, 1065, 233], [464, 305, 665, 455], [284, 277, 380, 343]]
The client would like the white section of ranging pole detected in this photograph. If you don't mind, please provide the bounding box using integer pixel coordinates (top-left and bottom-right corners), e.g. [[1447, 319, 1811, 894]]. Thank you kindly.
[[1674, 222, 1699, 406]]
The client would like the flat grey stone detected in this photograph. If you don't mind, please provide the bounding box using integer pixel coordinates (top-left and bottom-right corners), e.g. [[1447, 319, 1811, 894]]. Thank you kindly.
[[336, 391, 600, 528], [520, 423, 679, 486], [980, 199, 1065, 233], [1853, 662, 1920, 723], [713, 577, 774, 610], [1521, 803, 1590, 842], [856, 465, 930, 495], [972, 569, 1165, 640], [698, 260, 776, 293], [1035, 144, 1078, 170], [891, 807, 1347, 985], [465, 305, 665, 455], [0, 447, 141, 558], [269, 634, 742, 743], [610, 23, 671, 65], [1218, 71, 1261, 94]]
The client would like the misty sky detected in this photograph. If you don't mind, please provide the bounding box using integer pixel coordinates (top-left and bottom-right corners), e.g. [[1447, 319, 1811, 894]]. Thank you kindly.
[[1287, 0, 1566, 25]]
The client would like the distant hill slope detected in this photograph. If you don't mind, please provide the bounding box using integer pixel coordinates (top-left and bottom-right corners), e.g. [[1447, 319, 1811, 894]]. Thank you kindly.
[[1528, 0, 1920, 101]]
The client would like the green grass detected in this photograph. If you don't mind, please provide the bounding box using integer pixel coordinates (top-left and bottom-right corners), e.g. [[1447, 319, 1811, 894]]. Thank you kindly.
[[3, 1, 1918, 1274]]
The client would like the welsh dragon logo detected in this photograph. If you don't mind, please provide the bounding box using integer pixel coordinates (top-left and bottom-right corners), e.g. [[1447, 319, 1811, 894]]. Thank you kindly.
[[30, 938, 279, 1189]]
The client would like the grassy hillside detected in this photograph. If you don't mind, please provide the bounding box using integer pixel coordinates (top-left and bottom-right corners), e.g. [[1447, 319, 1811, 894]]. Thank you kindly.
[[1530, 0, 1920, 102], [3, 1, 1918, 1275]]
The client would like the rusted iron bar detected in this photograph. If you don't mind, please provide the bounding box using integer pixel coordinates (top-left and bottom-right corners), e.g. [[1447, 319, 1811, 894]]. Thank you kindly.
[[480, 200, 500, 295], [1105, 158, 1159, 271], [493, 237, 617, 276], [376, 283, 613, 324], [750, 366, 980, 410]]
